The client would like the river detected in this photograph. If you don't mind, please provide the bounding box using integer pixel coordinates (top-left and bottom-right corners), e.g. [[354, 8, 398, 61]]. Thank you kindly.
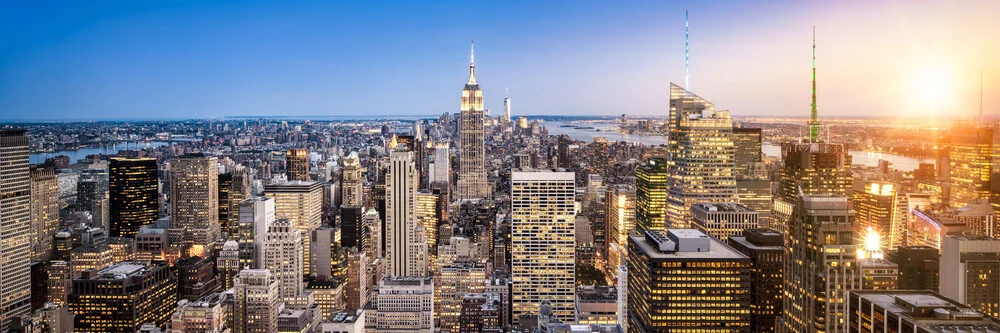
[[544, 121, 930, 171], [30, 141, 169, 164]]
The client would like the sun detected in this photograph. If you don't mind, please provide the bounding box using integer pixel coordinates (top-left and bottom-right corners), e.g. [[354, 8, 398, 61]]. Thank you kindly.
[[908, 65, 958, 114]]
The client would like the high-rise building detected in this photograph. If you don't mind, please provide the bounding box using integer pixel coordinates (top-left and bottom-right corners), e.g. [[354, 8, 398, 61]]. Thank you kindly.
[[732, 127, 763, 179], [374, 276, 435, 332], [627, 229, 751, 333], [458, 293, 502, 333], [68, 261, 178, 332], [233, 269, 281, 333], [887, 245, 939, 292], [385, 151, 427, 277], [0, 129, 30, 330], [265, 180, 322, 276], [219, 167, 251, 238], [346, 249, 369, 310], [605, 185, 636, 275], [457, 43, 489, 201], [943, 124, 994, 208], [428, 141, 451, 186], [436, 261, 486, 332], [691, 202, 759, 241], [782, 194, 860, 333], [341, 206, 367, 251], [636, 158, 669, 233], [109, 157, 159, 239], [169, 294, 228, 333], [175, 255, 221, 301], [777, 142, 852, 203], [510, 169, 576, 325], [728, 229, 784, 333], [218, 240, 241, 290], [416, 190, 440, 264], [665, 83, 738, 228], [169, 153, 220, 252], [853, 182, 905, 250], [731, 127, 772, 227], [286, 148, 311, 181], [342, 152, 364, 208], [238, 197, 275, 270], [30, 165, 59, 261], [265, 218, 304, 301], [940, 235, 1000, 318], [846, 290, 1000, 333]]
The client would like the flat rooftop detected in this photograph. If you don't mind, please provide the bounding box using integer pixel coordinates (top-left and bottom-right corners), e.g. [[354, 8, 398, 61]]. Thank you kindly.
[[692, 202, 754, 213], [631, 232, 747, 260]]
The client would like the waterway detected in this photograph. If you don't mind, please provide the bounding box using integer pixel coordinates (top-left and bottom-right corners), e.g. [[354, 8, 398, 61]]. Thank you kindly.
[[544, 121, 930, 171], [30, 141, 169, 164]]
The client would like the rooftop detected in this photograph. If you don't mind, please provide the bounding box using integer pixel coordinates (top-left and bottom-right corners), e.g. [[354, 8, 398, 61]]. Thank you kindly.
[[692, 202, 754, 213], [632, 229, 748, 260]]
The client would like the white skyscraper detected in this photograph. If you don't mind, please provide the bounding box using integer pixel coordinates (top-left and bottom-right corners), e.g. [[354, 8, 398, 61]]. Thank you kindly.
[[385, 150, 427, 277], [239, 197, 275, 269], [457, 43, 489, 200], [428, 141, 451, 185], [0, 129, 30, 330], [233, 269, 281, 333], [341, 152, 364, 208], [510, 169, 576, 324], [264, 218, 304, 301]]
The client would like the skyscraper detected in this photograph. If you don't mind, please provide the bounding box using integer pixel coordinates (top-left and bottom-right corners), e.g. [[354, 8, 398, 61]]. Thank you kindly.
[[264, 218, 304, 301], [233, 269, 281, 333], [30, 165, 59, 261], [219, 167, 251, 238], [627, 229, 751, 333], [510, 169, 576, 324], [605, 185, 636, 274], [385, 150, 427, 277], [286, 148, 311, 181], [218, 240, 240, 290], [428, 141, 451, 186], [457, 42, 489, 201], [0, 129, 30, 330], [886, 245, 939, 292], [691, 202, 759, 241], [342, 152, 364, 208], [732, 127, 763, 179], [636, 158, 669, 233], [265, 180, 322, 276], [238, 197, 275, 270], [940, 235, 1000, 318], [727, 229, 784, 333], [782, 194, 860, 333], [68, 261, 178, 332], [853, 182, 904, 250], [169, 153, 220, 253], [415, 190, 439, 264], [665, 83, 738, 228], [732, 127, 773, 227], [374, 276, 435, 332], [109, 157, 159, 239]]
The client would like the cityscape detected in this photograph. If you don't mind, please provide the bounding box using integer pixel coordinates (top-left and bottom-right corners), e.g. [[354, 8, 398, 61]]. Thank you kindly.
[[2, 1, 1000, 333]]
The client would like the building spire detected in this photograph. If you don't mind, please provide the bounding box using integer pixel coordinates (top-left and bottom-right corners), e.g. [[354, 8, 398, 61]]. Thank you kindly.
[[685, 10, 690, 91], [468, 40, 477, 85], [808, 26, 821, 142]]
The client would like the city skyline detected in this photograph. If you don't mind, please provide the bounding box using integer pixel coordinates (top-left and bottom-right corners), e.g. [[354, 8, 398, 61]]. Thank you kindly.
[[3, 1, 1000, 121]]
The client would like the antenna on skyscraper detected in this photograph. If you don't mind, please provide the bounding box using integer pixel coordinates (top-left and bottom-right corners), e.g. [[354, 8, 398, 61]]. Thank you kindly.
[[685, 10, 690, 90], [808, 26, 821, 143]]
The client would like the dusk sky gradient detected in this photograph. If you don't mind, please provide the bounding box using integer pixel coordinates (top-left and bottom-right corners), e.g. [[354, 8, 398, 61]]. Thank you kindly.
[[1, 0, 999, 121]]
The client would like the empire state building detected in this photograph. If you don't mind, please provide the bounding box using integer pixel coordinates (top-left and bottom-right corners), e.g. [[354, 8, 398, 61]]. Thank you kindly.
[[457, 42, 489, 200]]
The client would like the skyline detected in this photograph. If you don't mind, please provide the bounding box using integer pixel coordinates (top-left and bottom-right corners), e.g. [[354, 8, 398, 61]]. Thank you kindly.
[[2, 1, 1000, 121]]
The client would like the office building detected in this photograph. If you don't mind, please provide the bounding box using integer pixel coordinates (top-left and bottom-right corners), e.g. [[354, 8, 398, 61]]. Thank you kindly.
[[436, 261, 487, 332], [0, 129, 31, 330], [30, 165, 59, 261], [940, 235, 1000, 318], [233, 269, 281, 333], [346, 249, 369, 310], [416, 190, 440, 262], [782, 194, 860, 333], [238, 197, 275, 270], [511, 169, 576, 325], [385, 150, 427, 277], [777, 142, 852, 203], [218, 167, 251, 238], [627, 229, 751, 333], [175, 255, 221, 302], [374, 276, 435, 332], [109, 157, 159, 239], [321, 311, 366, 333], [728, 228, 784, 333], [943, 124, 994, 208], [732, 127, 763, 179], [70, 244, 114, 277], [342, 152, 364, 207], [887, 245, 939, 292], [68, 261, 178, 332], [265, 180, 322, 276], [286, 148, 311, 181], [457, 43, 489, 201], [575, 286, 618, 325], [605, 185, 636, 275], [265, 219, 304, 301], [665, 83, 738, 228], [458, 293, 502, 333], [312, 227, 343, 282], [169, 153, 220, 252], [341, 206, 366, 251], [168, 294, 227, 333], [429, 142, 451, 185], [218, 240, 240, 290], [636, 158, 669, 233], [854, 182, 905, 250], [846, 290, 1000, 333], [691, 202, 759, 241]]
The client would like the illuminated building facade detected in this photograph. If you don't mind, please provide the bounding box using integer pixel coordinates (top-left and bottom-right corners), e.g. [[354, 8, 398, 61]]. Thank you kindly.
[[342, 152, 364, 207], [386, 150, 427, 277], [636, 158, 669, 233], [30, 165, 59, 261], [782, 194, 860, 333], [458, 293, 502, 333], [940, 235, 1000, 318], [233, 269, 281, 333], [375, 276, 435, 332], [70, 244, 114, 276], [853, 182, 903, 250], [217, 240, 240, 290], [943, 124, 994, 208], [436, 261, 487, 332], [777, 142, 852, 203], [665, 83, 738, 228], [346, 249, 369, 310], [846, 290, 1000, 333], [887, 245, 939, 292], [286, 148, 311, 181], [265, 218, 304, 301], [265, 180, 322, 276], [575, 286, 619, 325], [238, 197, 275, 270], [627, 229, 751, 333], [169, 153, 220, 251], [510, 170, 576, 325], [457, 43, 489, 201], [68, 261, 178, 332], [605, 185, 636, 275], [733, 127, 764, 179], [109, 157, 159, 239], [169, 294, 227, 333], [218, 167, 250, 238], [727, 228, 784, 333], [416, 190, 440, 264], [691, 202, 759, 241]]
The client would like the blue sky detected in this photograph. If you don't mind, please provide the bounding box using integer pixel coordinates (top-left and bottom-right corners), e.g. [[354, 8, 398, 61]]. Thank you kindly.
[[1, 1, 998, 121]]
